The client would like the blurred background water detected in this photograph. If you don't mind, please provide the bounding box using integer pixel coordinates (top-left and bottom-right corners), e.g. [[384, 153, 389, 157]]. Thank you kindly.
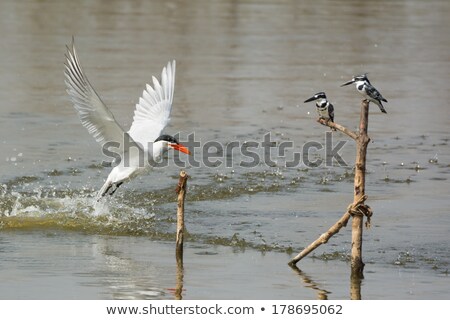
[[0, 0, 449, 299]]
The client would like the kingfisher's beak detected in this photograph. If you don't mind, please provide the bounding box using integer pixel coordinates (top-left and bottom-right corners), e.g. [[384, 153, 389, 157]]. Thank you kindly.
[[304, 96, 317, 103], [170, 143, 191, 155], [340, 79, 355, 87]]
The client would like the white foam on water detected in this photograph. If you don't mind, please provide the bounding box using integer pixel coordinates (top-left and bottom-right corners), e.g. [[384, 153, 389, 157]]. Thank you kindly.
[[93, 198, 111, 217]]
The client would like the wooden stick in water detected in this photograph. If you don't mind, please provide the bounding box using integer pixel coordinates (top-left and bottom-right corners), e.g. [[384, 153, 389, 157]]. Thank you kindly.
[[350, 100, 370, 279], [176, 170, 188, 259], [289, 100, 372, 282]]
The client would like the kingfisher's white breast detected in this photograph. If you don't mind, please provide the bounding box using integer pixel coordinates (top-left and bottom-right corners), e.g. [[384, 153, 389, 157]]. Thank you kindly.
[[316, 99, 330, 119], [355, 81, 367, 95]]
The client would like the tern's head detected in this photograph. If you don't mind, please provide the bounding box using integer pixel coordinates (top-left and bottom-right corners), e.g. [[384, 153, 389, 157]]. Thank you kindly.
[[341, 73, 369, 87], [304, 92, 327, 103], [154, 135, 191, 155]]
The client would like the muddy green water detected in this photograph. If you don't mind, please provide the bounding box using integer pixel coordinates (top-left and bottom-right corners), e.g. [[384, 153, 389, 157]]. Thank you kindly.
[[0, 0, 449, 299]]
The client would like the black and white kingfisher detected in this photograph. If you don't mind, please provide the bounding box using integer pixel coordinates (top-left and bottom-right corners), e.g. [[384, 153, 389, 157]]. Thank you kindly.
[[341, 74, 387, 113], [304, 91, 335, 124]]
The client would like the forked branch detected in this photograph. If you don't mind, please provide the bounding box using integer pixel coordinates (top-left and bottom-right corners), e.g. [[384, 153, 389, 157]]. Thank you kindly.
[[290, 100, 373, 281], [317, 118, 358, 140]]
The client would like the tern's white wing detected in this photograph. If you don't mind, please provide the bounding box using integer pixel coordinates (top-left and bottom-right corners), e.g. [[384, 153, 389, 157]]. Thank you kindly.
[[64, 41, 126, 148], [128, 61, 176, 149]]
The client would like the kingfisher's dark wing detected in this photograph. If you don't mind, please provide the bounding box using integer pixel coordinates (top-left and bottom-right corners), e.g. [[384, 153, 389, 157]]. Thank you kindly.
[[366, 84, 387, 103], [328, 103, 334, 123]]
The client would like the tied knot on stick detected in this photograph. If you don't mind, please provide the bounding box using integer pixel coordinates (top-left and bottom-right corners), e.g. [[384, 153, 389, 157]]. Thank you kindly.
[[347, 195, 373, 229]]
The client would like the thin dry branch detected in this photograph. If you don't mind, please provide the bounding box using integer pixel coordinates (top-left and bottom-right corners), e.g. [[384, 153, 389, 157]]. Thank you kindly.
[[317, 118, 358, 140]]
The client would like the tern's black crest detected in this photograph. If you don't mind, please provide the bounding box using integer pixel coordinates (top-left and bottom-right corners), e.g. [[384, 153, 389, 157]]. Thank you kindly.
[[154, 134, 179, 144]]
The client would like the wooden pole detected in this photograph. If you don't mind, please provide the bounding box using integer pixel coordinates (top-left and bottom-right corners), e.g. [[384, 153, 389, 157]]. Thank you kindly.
[[351, 100, 370, 278], [289, 100, 372, 282], [175, 254, 184, 300], [350, 273, 362, 300], [175, 170, 188, 260], [174, 170, 188, 300]]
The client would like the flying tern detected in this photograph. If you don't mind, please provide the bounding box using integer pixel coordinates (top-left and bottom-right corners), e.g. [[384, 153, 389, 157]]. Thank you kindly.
[[64, 40, 190, 200]]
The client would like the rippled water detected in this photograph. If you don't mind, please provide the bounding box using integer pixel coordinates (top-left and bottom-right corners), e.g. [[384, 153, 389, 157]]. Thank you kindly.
[[0, 0, 449, 299]]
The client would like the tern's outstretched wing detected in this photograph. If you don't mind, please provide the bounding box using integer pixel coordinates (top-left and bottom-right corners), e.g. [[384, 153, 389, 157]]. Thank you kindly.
[[64, 40, 126, 147], [128, 61, 176, 148]]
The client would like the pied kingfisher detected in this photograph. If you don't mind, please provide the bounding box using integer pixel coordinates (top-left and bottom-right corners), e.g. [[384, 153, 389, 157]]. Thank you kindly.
[[304, 91, 335, 123], [341, 74, 387, 113]]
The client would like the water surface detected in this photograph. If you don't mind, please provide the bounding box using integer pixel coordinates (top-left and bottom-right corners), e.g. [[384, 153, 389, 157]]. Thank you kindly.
[[0, 0, 449, 299]]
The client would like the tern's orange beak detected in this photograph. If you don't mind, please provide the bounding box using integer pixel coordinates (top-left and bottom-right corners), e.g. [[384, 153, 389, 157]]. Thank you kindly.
[[170, 143, 191, 155]]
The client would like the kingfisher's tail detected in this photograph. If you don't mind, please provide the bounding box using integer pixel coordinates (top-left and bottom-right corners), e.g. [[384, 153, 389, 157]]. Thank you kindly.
[[374, 99, 387, 113]]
